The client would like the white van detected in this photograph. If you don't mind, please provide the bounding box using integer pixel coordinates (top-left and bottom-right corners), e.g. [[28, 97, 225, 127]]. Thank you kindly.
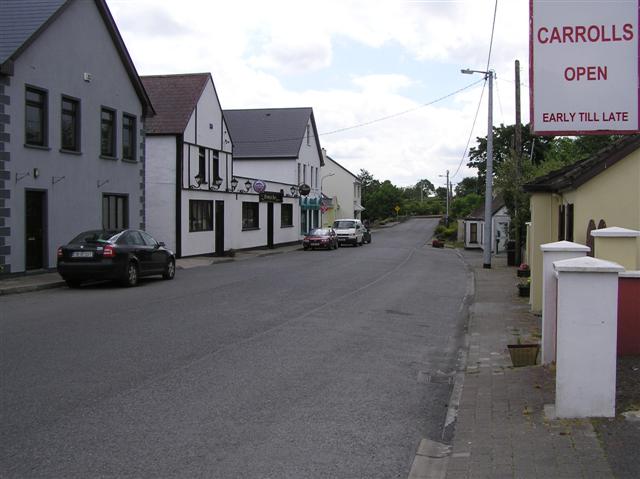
[[333, 219, 365, 246]]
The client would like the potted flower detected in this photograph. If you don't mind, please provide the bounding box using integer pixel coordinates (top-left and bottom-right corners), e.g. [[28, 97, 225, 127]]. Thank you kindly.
[[517, 263, 530, 278], [517, 277, 530, 297]]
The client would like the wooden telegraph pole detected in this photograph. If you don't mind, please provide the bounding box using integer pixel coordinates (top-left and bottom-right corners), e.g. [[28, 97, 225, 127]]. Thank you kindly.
[[514, 60, 522, 266]]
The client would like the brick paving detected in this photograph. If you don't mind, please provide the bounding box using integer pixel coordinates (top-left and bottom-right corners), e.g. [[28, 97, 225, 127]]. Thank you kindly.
[[447, 250, 616, 479]]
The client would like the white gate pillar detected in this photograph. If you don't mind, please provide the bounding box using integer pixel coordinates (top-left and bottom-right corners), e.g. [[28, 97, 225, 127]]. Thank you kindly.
[[554, 256, 624, 418], [540, 241, 590, 365]]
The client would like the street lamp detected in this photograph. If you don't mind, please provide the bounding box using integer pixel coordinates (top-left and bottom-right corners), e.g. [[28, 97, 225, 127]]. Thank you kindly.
[[320, 172, 335, 226], [461, 67, 494, 269]]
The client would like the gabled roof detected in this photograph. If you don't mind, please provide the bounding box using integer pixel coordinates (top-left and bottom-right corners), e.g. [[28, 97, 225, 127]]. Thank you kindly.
[[141, 73, 211, 135], [224, 107, 324, 165], [524, 134, 640, 193], [326, 155, 360, 182], [0, 0, 67, 65], [465, 195, 505, 221], [0, 0, 153, 116]]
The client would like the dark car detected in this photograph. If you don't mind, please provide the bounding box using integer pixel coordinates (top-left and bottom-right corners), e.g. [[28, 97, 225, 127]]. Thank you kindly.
[[57, 229, 176, 288], [362, 223, 372, 244], [302, 228, 338, 250]]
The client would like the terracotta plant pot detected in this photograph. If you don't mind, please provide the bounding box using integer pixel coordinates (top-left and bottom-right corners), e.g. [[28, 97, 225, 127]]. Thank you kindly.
[[517, 283, 530, 297]]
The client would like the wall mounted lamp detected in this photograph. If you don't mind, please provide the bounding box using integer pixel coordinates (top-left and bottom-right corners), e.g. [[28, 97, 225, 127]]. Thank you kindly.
[[244, 180, 252, 192], [230, 177, 239, 191], [209, 177, 223, 190], [97, 179, 110, 188]]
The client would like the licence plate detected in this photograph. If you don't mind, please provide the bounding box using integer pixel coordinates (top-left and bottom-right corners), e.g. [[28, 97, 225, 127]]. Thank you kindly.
[[72, 251, 93, 258]]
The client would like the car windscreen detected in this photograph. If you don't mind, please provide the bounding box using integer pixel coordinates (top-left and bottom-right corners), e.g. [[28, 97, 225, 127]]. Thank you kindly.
[[333, 221, 355, 229], [69, 230, 120, 244], [309, 229, 330, 236]]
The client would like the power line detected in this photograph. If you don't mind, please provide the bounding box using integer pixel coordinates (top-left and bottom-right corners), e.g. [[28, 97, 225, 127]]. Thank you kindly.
[[232, 78, 485, 144], [452, 0, 498, 181], [452, 80, 486, 179]]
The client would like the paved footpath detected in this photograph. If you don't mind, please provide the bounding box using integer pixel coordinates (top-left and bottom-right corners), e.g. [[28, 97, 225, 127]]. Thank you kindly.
[[446, 250, 617, 479]]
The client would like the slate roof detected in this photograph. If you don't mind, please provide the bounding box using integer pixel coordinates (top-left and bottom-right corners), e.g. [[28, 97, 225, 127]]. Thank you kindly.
[[0, 0, 153, 116], [141, 73, 210, 134], [224, 107, 323, 164], [524, 134, 640, 193], [465, 195, 506, 221], [0, 0, 67, 65]]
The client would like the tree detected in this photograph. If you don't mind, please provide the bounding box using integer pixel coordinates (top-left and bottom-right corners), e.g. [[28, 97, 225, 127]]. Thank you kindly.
[[454, 176, 480, 197], [365, 180, 403, 220]]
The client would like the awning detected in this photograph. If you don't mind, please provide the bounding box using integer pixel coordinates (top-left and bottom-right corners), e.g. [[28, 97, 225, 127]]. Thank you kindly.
[[354, 203, 365, 211]]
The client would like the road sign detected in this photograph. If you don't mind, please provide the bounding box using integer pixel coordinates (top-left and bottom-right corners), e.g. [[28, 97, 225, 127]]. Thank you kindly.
[[395, 205, 400, 213]]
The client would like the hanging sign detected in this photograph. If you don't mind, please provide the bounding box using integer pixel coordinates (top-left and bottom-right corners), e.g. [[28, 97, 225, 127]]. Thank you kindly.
[[530, 0, 639, 135]]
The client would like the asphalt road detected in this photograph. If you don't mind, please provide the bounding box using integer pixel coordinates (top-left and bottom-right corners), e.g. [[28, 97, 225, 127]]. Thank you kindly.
[[1, 218, 470, 479]]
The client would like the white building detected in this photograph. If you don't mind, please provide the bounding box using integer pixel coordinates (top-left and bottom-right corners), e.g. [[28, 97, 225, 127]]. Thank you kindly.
[[224, 108, 324, 236], [142, 73, 234, 257], [462, 196, 510, 253], [320, 155, 363, 226]]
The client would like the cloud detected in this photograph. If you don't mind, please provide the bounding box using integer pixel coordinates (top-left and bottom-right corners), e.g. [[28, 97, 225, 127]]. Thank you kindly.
[[107, 0, 530, 188]]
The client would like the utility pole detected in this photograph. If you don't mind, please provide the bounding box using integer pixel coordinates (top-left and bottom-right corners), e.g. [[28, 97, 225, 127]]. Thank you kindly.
[[461, 68, 494, 268], [514, 60, 522, 266], [445, 169, 450, 226]]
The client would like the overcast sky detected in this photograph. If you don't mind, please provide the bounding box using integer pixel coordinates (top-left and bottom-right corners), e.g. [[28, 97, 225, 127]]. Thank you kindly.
[[107, 0, 530, 188]]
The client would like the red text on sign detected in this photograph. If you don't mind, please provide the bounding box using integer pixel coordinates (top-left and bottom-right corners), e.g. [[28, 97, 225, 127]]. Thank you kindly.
[[564, 66, 607, 81]]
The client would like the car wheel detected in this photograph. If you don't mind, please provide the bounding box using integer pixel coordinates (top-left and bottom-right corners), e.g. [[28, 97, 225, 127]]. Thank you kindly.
[[162, 258, 175, 280], [303, 246, 309, 251], [65, 279, 81, 288], [122, 261, 138, 287]]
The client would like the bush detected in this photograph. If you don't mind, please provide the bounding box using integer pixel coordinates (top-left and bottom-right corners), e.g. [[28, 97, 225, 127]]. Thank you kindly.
[[434, 223, 458, 242]]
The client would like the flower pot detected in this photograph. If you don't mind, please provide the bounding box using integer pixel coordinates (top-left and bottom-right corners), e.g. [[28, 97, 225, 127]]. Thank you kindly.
[[432, 239, 444, 248], [517, 284, 530, 297], [508, 344, 540, 367], [517, 269, 530, 278]]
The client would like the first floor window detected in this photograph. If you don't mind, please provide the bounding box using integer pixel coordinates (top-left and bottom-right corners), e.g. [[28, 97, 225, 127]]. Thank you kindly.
[[189, 200, 213, 232], [26, 87, 47, 146], [102, 194, 128, 229], [242, 202, 259, 230], [101, 108, 116, 157], [281, 203, 293, 227], [122, 114, 136, 161], [61, 96, 79, 151]]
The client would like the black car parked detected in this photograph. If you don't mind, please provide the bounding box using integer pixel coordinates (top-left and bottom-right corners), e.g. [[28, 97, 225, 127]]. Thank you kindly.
[[57, 229, 175, 288]]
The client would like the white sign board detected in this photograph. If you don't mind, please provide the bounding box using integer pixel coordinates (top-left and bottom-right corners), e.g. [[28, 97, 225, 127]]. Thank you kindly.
[[530, 0, 639, 135]]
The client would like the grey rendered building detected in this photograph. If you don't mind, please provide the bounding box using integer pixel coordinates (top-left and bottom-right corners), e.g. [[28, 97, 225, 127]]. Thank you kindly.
[[0, 0, 153, 274]]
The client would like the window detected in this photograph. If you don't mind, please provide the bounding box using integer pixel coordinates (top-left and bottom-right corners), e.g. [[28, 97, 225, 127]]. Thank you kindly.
[[310, 167, 314, 187], [189, 200, 213, 232], [469, 223, 478, 243], [242, 202, 259, 230], [211, 150, 219, 181], [25, 87, 47, 146], [61, 96, 79, 151], [281, 203, 293, 227], [140, 231, 158, 247], [102, 194, 128, 229], [316, 168, 319, 188], [197, 147, 206, 182], [122, 114, 136, 161], [297, 163, 301, 184], [303, 164, 307, 184], [100, 108, 116, 157]]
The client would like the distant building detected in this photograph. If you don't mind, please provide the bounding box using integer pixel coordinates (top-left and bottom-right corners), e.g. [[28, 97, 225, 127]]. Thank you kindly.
[[462, 196, 510, 253], [0, 0, 153, 274], [320, 155, 363, 226]]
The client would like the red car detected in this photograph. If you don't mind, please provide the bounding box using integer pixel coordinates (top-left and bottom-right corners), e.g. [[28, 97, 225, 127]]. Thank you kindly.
[[302, 228, 338, 250]]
